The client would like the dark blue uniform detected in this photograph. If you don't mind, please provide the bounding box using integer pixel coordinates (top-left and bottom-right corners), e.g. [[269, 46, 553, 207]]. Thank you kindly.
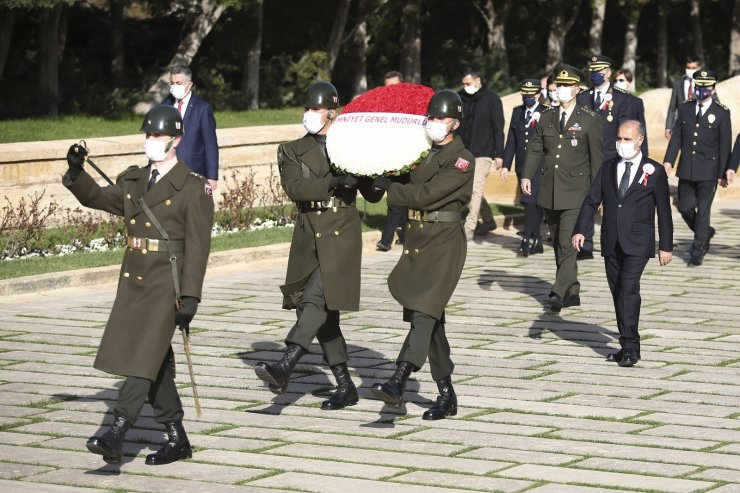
[[503, 103, 547, 204], [577, 84, 641, 161]]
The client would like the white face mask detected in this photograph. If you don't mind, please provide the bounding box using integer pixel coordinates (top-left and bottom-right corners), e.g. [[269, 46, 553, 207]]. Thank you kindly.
[[685, 68, 696, 79], [616, 141, 639, 160], [425, 120, 450, 142], [556, 86, 575, 103], [169, 84, 189, 101], [144, 137, 174, 162], [548, 90, 559, 102], [303, 111, 326, 134], [614, 80, 629, 91], [463, 85, 479, 95]]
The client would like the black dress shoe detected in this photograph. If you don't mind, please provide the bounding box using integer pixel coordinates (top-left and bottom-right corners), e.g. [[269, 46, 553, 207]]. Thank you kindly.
[[562, 294, 581, 308], [618, 351, 639, 367], [394, 239, 404, 245], [606, 349, 641, 362], [376, 241, 391, 251], [577, 250, 594, 260], [688, 255, 703, 266], [548, 293, 563, 310], [703, 227, 716, 255], [530, 238, 544, 254], [517, 239, 530, 257]]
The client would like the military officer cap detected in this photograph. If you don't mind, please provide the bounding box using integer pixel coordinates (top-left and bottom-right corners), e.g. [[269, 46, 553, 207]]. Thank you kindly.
[[588, 54, 614, 72], [693, 69, 718, 87], [140, 105, 183, 136], [553, 64, 584, 85], [519, 79, 541, 95], [304, 81, 339, 109]]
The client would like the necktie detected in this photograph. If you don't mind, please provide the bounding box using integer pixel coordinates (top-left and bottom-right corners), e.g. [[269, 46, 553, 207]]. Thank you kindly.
[[148, 169, 159, 191], [525, 109, 532, 126], [687, 79, 693, 101], [177, 100, 183, 114], [594, 91, 602, 109], [697, 103, 703, 118], [618, 161, 633, 200], [559, 111, 566, 133]]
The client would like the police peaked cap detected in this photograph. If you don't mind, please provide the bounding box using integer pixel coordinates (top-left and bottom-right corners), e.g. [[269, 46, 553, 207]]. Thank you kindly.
[[693, 69, 718, 87], [519, 79, 541, 95]]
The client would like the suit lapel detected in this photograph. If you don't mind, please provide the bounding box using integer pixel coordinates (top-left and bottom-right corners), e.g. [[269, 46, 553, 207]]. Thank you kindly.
[[623, 156, 649, 198], [183, 96, 197, 129]]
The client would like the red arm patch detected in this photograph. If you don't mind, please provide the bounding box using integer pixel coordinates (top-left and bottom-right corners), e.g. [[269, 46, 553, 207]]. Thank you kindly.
[[454, 157, 470, 172]]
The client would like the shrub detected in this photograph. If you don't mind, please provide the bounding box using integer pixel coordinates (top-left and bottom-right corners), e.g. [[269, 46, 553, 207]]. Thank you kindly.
[[0, 192, 59, 259]]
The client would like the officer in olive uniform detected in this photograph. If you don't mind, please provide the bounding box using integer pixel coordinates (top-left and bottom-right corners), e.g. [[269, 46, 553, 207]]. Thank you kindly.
[[502, 79, 548, 256], [370, 90, 475, 420], [522, 65, 603, 311], [254, 81, 383, 409], [64, 105, 214, 465], [575, 55, 643, 259], [663, 69, 732, 266]]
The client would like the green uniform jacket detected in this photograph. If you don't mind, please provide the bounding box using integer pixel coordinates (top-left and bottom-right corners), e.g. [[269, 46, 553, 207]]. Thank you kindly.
[[63, 162, 214, 380], [385, 136, 475, 319], [523, 105, 604, 210], [278, 135, 383, 311]]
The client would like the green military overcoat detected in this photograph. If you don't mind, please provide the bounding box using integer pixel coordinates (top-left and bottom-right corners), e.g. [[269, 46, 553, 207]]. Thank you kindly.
[[523, 105, 604, 210], [385, 136, 475, 319], [64, 162, 214, 380], [278, 135, 383, 311]]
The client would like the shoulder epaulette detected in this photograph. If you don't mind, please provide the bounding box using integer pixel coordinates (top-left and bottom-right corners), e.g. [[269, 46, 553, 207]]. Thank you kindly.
[[577, 105, 597, 117], [716, 101, 729, 111], [612, 86, 629, 94], [189, 171, 205, 180], [541, 106, 557, 114], [116, 165, 139, 182]]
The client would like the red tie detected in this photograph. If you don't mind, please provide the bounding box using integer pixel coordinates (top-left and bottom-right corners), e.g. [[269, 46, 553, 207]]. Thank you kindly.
[[687, 79, 693, 101], [177, 100, 183, 114]]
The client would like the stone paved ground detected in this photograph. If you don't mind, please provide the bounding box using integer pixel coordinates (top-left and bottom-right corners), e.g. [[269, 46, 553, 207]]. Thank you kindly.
[[0, 203, 739, 493]]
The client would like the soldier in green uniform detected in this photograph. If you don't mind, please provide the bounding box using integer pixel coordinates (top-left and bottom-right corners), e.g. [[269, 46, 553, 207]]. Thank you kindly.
[[522, 65, 603, 311], [370, 90, 475, 420], [64, 105, 214, 465], [254, 81, 383, 410]]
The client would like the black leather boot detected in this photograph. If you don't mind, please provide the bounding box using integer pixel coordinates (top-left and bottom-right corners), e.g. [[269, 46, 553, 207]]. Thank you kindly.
[[254, 343, 307, 394], [145, 421, 192, 465], [517, 239, 530, 257], [422, 376, 458, 420], [86, 415, 131, 464], [321, 363, 359, 410], [370, 361, 414, 408], [530, 238, 544, 254]]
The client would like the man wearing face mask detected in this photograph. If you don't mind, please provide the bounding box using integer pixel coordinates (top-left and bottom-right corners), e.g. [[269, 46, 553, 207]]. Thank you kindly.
[[370, 90, 474, 419], [665, 55, 705, 140], [576, 55, 644, 260], [501, 79, 548, 256], [663, 70, 732, 266], [64, 105, 214, 465], [254, 81, 383, 409], [573, 120, 673, 367], [522, 65, 603, 312], [163, 65, 219, 191], [459, 69, 505, 240]]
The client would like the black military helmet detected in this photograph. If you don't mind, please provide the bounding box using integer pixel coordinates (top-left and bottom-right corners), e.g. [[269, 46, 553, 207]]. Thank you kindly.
[[140, 105, 184, 136], [304, 81, 339, 109], [427, 89, 463, 119]]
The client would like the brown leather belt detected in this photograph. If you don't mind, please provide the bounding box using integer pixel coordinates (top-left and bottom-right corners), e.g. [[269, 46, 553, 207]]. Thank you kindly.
[[126, 236, 184, 253], [407, 209, 463, 223]]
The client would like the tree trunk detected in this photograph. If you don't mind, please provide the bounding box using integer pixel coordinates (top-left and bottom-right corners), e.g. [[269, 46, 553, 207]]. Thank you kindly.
[[690, 0, 704, 59], [622, 2, 643, 76], [0, 8, 14, 81], [656, 0, 668, 86], [133, 0, 227, 114], [110, 1, 125, 88], [475, 0, 511, 81], [38, 3, 64, 116], [589, 0, 606, 54], [350, 0, 368, 97], [545, 0, 581, 72], [729, 0, 740, 76], [241, 0, 263, 110], [400, 0, 421, 83], [326, 0, 351, 75]]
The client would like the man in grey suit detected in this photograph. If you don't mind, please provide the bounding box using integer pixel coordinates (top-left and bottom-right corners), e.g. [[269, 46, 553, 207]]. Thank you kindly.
[[665, 55, 702, 140]]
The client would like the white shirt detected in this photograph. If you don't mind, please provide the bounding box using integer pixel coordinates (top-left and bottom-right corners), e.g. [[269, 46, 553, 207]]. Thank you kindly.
[[174, 90, 192, 118], [617, 152, 642, 190], [696, 98, 712, 117], [594, 82, 610, 107], [150, 157, 178, 184], [683, 77, 694, 101]]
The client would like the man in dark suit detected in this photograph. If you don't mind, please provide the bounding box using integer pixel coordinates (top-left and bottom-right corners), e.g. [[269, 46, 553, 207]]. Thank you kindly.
[[164, 65, 220, 190], [522, 65, 603, 312], [663, 69, 732, 266], [665, 55, 703, 140], [501, 78, 548, 256], [573, 120, 673, 367]]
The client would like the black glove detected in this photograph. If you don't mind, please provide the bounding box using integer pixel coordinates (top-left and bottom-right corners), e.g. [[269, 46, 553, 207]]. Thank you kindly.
[[175, 296, 199, 329], [329, 174, 359, 191], [372, 176, 393, 191], [66, 143, 87, 180]]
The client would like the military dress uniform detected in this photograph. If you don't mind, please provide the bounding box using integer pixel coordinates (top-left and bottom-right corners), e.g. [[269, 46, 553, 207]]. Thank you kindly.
[[524, 65, 603, 308], [503, 79, 548, 254], [663, 70, 731, 265]]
